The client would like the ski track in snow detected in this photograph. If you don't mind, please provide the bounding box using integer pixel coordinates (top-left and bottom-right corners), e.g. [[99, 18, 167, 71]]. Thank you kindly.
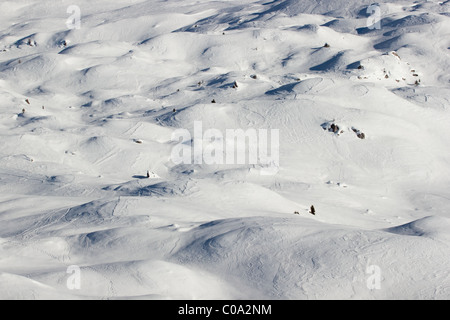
[[1, 0, 450, 299]]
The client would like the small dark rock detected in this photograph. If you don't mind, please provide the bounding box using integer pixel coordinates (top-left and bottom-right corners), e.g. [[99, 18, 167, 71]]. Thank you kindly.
[[330, 123, 339, 133]]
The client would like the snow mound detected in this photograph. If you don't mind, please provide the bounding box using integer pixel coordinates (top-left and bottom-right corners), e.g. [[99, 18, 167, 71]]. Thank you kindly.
[[172, 216, 450, 299], [266, 77, 335, 96], [386, 216, 450, 242], [104, 179, 196, 198], [0, 272, 79, 300], [31, 260, 241, 300], [260, 0, 389, 18]]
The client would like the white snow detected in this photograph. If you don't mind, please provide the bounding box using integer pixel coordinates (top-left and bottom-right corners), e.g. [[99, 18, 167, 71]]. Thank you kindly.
[[1, 0, 450, 300]]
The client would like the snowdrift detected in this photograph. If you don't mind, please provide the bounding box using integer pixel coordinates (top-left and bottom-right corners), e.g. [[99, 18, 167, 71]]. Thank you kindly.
[[1, 0, 450, 300]]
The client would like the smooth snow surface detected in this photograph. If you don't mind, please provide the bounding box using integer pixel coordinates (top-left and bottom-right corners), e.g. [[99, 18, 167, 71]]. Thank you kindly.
[[1, 0, 450, 299]]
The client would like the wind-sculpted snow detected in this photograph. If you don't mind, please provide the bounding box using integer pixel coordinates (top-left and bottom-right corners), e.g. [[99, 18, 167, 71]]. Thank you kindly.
[[0, 0, 450, 299], [172, 216, 450, 299]]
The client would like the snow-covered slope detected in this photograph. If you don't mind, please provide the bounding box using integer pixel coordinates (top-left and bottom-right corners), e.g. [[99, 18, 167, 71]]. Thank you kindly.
[[1, 0, 450, 299]]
